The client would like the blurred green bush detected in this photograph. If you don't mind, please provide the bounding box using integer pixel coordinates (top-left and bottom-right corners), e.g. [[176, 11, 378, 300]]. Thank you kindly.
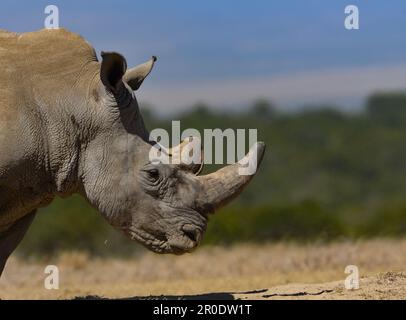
[[205, 201, 344, 244]]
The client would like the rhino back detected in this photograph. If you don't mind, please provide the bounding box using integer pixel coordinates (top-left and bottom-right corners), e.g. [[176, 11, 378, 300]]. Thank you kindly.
[[0, 28, 98, 117], [0, 28, 98, 162]]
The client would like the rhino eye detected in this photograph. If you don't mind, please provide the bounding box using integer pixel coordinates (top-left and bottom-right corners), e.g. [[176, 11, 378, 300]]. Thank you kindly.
[[147, 168, 159, 181]]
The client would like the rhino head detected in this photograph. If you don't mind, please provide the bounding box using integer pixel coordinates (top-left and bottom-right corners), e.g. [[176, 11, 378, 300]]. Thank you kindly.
[[79, 52, 265, 254]]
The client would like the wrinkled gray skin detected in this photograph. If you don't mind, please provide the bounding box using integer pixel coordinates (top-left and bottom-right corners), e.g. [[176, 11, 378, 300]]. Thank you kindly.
[[0, 29, 265, 276]]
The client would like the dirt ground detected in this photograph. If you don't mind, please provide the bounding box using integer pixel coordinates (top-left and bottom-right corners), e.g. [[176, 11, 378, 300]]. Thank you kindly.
[[1, 239, 405, 300]]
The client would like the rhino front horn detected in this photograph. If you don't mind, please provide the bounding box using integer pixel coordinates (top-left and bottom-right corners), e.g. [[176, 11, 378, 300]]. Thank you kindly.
[[196, 142, 266, 213]]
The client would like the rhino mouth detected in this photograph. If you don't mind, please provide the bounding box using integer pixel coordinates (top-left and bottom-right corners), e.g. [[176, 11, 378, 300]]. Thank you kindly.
[[126, 222, 205, 254], [126, 226, 169, 253]]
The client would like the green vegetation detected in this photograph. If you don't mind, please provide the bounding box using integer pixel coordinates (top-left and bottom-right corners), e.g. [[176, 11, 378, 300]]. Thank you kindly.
[[18, 92, 406, 256]]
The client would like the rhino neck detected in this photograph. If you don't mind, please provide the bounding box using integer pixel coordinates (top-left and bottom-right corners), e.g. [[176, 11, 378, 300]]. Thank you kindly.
[[63, 70, 152, 216], [30, 57, 152, 208], [32, 62, 102, 198]]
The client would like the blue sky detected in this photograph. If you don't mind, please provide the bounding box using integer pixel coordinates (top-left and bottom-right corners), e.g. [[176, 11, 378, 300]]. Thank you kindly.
[[1, 1, 405, 113]]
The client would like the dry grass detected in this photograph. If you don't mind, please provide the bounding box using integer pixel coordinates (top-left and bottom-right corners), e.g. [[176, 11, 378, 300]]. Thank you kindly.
[[1, 238, 406, 299]]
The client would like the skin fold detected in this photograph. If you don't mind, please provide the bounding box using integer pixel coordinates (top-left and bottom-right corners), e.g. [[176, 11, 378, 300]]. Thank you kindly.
[[0, 28, 265, 276]]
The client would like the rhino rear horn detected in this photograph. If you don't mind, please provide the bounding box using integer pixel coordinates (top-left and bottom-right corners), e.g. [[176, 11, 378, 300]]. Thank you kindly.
[[123, 56, 157, 91], [170, 136, 204, 175], [158, 136, 204, 175]]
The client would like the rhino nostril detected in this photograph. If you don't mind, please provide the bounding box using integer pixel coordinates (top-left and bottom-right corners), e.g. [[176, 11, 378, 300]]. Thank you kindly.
[[181, 225, 201, 243], [184, 230, 197, 242]]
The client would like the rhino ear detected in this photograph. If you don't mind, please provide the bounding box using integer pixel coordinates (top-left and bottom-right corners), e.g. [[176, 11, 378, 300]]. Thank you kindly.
[[123, 56, 157, 91], [100, 51, 127, 93]]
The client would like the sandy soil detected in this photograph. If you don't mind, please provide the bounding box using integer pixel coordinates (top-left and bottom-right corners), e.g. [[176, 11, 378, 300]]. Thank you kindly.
[[1, 239, 405, 300]]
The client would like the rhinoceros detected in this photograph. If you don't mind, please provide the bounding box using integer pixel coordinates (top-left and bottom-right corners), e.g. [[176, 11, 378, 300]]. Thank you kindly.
[[0, 28, 265, 276]]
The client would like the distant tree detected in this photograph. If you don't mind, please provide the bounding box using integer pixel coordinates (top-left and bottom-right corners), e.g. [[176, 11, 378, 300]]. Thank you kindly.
[[251, 99, 275, 117], [366, 92, 406, 125], [192, 102, 211, 115]]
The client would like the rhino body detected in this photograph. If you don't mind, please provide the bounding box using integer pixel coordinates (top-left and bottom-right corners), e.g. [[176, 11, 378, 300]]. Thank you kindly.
[[0, 29, 265, 276]]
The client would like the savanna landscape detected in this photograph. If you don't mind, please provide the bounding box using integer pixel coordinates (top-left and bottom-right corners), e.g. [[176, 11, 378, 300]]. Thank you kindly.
[[2, 93, 406, 299], [2, 240, 406, 299], [1, 2, 406, 307]]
